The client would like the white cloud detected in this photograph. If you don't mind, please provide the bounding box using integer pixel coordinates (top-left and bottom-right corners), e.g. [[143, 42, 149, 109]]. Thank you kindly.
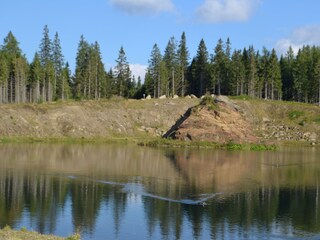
[[109, 0, 174, 15], [276, 25, 320, 55], [130, 64, 147, 81], [196, 0, 259, 23]]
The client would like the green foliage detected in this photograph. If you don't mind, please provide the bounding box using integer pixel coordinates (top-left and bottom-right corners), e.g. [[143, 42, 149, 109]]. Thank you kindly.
[[313, 117, 320, 124], [288, 110, 305, 120], [65, 233, 81, 240], [140, 138, 278, 151]]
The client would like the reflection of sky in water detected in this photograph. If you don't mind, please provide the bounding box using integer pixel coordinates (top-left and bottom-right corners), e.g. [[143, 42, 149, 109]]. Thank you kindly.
[[1, 144, 320, 239]]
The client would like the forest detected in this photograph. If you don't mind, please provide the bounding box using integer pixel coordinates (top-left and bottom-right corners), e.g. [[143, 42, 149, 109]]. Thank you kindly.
[[0, 25, 320, 104]]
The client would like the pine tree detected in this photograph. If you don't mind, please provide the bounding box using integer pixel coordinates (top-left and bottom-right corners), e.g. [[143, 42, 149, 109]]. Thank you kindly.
[[52, 32, 65, 100], [74, 35, 90, 99], [280, 46, 295, 101], [230, 50, 245, 95], [39, 25, 52, 66], [2, 31, 28, 103], [29, 53, 42, 102], [269, 49, 282, 100], [211, 38, 226, 95], [61, 62, 72, 100], [315, 59, 320, 106], [0, 53, 9, 103], [177, 32, 189, 96], [163, 36, 177, 96], [148, 44, 162, 98], [39, 25, 54, 101], [114, 46, 131, 97], [194, 39, 209, 96]]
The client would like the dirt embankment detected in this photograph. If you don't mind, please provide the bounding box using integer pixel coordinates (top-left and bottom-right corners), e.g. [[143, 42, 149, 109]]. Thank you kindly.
[[171, 96, 320, 144], [0, 99, 198, 139], [0, 97, 319, 144]]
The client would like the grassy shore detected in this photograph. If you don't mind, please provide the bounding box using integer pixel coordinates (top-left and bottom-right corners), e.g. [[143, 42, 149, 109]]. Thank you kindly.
[[0, 226, 80, 240], [0, 136, 281, 151], [138, 138, 279, 151]]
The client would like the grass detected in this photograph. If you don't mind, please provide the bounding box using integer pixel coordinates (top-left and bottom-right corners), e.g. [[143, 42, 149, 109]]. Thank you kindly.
[[139, 138, 278, 151], [0, 226, 80, 240], [288, 110, 305, 120]]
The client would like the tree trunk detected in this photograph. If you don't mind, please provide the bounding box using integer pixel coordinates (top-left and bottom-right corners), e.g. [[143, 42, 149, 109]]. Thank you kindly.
[[172, 69, 175, 97]]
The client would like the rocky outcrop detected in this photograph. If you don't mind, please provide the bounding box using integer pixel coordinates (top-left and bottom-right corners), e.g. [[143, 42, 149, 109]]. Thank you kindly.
[[171, 96, 258, 144]]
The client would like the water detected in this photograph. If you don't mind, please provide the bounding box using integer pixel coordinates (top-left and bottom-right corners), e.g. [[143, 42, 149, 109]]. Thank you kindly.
[[0, 143, 320, 239]]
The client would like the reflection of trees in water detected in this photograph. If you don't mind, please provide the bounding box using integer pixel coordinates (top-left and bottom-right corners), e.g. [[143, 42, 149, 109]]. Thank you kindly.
[[0, 170, 320, 237], [0, 145, 320, 238], [0, 171, 68, 233]]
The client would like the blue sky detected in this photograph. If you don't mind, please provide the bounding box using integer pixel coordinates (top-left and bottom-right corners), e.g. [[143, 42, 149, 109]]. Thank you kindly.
[[1, 0, 320, 78]]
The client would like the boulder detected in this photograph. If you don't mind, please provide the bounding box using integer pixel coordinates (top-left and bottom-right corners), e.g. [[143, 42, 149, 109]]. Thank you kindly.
[[146, 95, 152, 99], [185, 95, 191, 99], [159, 95, 166, 99], [173, 95, 179, 99], [190, 94, 198, 99]]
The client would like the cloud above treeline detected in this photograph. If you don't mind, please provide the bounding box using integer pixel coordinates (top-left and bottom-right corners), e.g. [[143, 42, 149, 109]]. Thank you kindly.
[[276, 25, 320, 55], [109, 0, 174, 15], [196, 0, 260, 23], [108, 0, 260, 23]]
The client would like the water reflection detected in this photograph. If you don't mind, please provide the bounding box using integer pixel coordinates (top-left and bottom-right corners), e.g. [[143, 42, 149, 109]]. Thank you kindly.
[[0, 144, 319, 239]]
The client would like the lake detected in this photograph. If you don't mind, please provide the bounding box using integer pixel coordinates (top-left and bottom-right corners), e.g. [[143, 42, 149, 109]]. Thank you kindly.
[[0, 143, 319, 239]]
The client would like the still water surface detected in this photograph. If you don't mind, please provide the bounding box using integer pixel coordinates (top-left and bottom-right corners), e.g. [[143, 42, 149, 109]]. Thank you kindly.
[[0, 144, 320, 239]]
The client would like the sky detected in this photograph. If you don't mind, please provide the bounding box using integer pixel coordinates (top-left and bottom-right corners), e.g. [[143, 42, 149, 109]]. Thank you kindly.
[[1, 0, 320, 79]]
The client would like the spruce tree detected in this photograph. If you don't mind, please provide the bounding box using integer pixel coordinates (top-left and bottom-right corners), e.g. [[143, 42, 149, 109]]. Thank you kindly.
[[52, 32, 65, 100], [148, 44, 162, 98], [74, 35, 90, 99], [29, 53, 42, 102], [163, 36, 177, 96], [177, 32, 189, 96], [194, 39, 209, 96], [114, 46, 131, 97]]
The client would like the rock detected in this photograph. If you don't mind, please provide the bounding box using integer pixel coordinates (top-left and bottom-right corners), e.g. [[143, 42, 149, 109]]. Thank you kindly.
[[173, 95, 179, 99], [309, 132, 317, 142], [303, 132, 311, 140], [146, 95, 152, 99], [159, 95, 166, 99], [262, 117, 271, 123], [185, 95, 191, 99], [190, 94, 198, 99]]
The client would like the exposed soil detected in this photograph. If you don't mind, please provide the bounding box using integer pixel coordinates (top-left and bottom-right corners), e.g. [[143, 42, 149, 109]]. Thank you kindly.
[[173, 97, 258, 143], [0, 97, 319, 145]]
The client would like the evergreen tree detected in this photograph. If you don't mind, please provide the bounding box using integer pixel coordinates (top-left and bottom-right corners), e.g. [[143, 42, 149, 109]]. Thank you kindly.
[[29, 53, 42, 102], [269, 49, 282, 100], [177, 32, 189, 96], [74, 35, 90, 99], [193, 39, 209, 96], [0, 52, 9, 103], [148, 44, 162, 98], [61, 62, 72, 100], [163, 37, 177, 96], [2, 31, 28, 103], [314, 59, 320, 106], [39, 25, 52, 66], [52, 32, 65, 100], [39, 25, 54, 101], [229, 50, 245, 95], [280, 46, 295, 101], [211, 38, 226, 95], [114, 46, 131, 97]]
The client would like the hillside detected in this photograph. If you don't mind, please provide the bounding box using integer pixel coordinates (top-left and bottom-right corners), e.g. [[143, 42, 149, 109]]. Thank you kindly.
[[0, 97, 319, 145]]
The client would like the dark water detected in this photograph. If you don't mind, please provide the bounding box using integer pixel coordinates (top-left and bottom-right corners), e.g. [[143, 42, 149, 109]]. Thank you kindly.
[[0, 144, 320, 239]]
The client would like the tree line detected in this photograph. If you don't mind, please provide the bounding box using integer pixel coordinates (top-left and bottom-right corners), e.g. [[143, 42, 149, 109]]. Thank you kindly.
[[1, 26, 320, 104]]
